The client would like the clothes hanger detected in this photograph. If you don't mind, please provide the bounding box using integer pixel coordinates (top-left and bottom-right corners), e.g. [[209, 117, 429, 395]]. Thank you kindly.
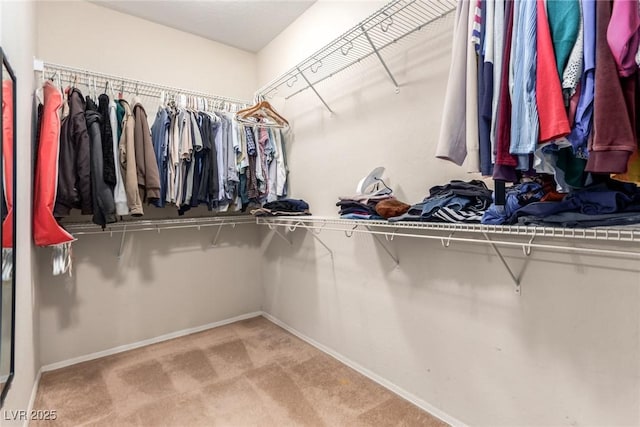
[[356, 167, 392, 196], [236, 100, 289, 127]]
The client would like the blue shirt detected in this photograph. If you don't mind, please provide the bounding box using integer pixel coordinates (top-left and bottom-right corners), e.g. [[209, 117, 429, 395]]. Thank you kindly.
[[509, 0, 539, 163], [566, 0, 595, 156]]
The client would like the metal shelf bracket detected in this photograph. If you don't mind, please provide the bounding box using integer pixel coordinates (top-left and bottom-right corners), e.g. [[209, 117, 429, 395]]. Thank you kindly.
[[117, 225, 127, 258], [211, 222, 236, 247], [268, 223, 292, 246], [366, 226, 399, 266], [361, 25, 399, 91], [296, 66, 334, 113], [310, 229, 334, 259], [483, 232, 521, 295]]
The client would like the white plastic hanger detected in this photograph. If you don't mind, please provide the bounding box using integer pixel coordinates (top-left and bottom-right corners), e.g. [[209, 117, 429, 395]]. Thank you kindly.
[[356, 167, 392, 196]]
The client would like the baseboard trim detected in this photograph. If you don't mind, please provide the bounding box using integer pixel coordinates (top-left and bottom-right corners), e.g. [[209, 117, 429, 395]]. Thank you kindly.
[[261, 312, 467, 427], [37, 310, 464, 426], [23, 368, 42, 427], [41, 312, 262, 373]]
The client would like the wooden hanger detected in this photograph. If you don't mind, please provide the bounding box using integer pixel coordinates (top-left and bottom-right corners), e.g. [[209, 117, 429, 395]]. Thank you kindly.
[[236, 100, 289, 127]]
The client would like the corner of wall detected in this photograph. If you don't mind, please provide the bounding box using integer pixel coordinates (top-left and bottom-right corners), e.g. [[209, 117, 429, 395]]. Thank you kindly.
[[1, 0, 40, 423]]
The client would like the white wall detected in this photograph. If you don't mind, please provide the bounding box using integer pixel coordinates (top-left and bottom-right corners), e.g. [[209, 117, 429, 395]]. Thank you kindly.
[[36, 226, 262, 366], [0, 0, 39, 424], [257, 1, 386, 88], [257, 2, 640, 426], [35, 1, 263, 367], [37, 1, 257, 101]]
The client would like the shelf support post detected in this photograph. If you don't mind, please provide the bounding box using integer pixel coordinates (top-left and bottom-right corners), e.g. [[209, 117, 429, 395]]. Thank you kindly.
[[269, 226, 292, 246], [211, 223, 225, 247], [117, 225, 127, 258], [361, 26, 399, 90], [310, 231, 334, 260], [366, 226, 399, 266], [296, 67, 334, 113], [482, 232, 521, 295]]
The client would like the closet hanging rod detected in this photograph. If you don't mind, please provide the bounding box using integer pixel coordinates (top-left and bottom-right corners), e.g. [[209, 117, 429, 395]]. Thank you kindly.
[[64, 216, 256, 235], [38, 61, 251, 111]]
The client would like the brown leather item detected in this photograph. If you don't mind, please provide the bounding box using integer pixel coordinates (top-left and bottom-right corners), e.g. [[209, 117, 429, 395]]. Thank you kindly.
[[375, 198, 411, 219]]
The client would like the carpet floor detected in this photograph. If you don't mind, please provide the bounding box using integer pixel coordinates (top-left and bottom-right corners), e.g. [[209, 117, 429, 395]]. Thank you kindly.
[[31, 316, 447, 427]]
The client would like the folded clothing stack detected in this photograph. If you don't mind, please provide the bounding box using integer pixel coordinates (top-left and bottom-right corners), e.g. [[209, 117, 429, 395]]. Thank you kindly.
[[251, 199, 311, 216], [337, 194, 410, 220], [389, 180, 493, 223]]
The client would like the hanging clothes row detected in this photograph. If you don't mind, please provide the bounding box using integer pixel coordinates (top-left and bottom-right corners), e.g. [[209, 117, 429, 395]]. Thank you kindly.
[[149, 99, 289, 216], [436, 0, 640, 191], [32, 77, 290, 248]]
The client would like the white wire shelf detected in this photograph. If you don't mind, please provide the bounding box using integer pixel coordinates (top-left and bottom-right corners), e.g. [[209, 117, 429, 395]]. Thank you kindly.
[[64, 216, 256, 236], [257, 216, 640, 294], [255, 0, 457, 112], [255, 216, 640, 243], [63, 216, 257, 257]]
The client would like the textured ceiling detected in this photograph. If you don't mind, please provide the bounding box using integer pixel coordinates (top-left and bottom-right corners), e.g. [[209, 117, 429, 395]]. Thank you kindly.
[[91, 0, 316, 53]]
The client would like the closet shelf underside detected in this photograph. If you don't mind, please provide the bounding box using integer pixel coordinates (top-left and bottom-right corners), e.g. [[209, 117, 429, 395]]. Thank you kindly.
[[256, 216, 640, 258], [62, 215, 640, 257], [256, 0, 457, 102], [64, 216, 256, 235]]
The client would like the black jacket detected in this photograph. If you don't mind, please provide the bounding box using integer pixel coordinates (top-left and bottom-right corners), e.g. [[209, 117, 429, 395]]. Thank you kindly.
[[54, 88, 92, 217], [98, 94, 117, 189], [86, 100, 116, 227]]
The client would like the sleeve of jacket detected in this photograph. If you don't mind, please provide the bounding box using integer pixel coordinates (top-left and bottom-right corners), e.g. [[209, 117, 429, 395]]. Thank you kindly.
[[71, 94, 93, 215], [134, 106, 161, 202]]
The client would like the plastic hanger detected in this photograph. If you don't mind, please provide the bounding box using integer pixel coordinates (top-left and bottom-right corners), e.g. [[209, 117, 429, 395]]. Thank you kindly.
[[356, 167, 392, 196]]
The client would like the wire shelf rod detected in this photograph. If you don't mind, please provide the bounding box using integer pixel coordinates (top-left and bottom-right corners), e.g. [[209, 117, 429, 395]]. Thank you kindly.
[[278, 7, 455, 99], [256, 0, 457, 100], [255, 217, 640, 242], [65, 216, 256, 234], [256, 221, 640, 258], [41, 62, 251, 109]]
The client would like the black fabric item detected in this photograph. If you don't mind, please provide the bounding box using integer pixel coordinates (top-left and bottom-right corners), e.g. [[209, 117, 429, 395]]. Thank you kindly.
[[85, 108, 116, 227], [247, 154, 259, 200], [197, 113, 212, 205], [98, 94, 116, 188], [189, 114, 203, 207], [428, 180, 493, 199], [54, 88, 92, 217], [209, 120, 220, 208], [336, 201, 377, 215], [34, 100, 43, 181], [263, 199, 309, 212]]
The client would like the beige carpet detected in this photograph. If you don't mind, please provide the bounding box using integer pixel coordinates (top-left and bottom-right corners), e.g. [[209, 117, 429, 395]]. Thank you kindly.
[[31, 316, 447, 427]]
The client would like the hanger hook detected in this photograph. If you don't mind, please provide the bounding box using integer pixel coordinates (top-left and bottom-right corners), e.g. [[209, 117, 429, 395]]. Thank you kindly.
[[344, 224, 358, 238], [523, 231, 536, 256], [385, 229, 397, 241], [441, 232, 454, 248]]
